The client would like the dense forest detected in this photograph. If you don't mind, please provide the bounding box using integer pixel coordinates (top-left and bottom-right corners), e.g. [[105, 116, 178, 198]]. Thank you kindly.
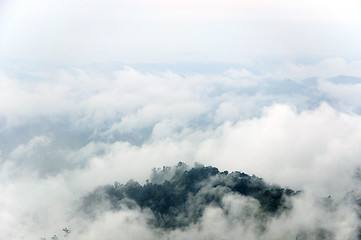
[[77, 163, 361, 239], [82, 163, 297, 227], [80, 163, 361, 239]]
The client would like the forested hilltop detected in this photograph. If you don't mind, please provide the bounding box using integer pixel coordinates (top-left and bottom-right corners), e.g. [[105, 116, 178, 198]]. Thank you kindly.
[[82, 163, 296, 227], [79, 163, 361, 239]]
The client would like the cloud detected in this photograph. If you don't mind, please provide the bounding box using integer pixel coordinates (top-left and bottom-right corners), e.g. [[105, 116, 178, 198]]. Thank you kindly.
[[0, 62, 361, 239], [1, 0, 360, 237], [0, 60, 339, 130], [0, 62, 360, 176], [196, 103, 361, 197], [318, 79, 361, 112], [0, 67, 264, 132], [271, 58, 361, 82], [10, 136, 51, 159]]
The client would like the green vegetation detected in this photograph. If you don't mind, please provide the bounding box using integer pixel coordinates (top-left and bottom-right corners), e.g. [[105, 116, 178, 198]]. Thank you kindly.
[[82, 162, 296, 229]]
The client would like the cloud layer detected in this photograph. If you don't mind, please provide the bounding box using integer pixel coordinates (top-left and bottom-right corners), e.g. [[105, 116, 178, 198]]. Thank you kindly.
[[1, 0, 360, 238], [1, 60, 361, 239]]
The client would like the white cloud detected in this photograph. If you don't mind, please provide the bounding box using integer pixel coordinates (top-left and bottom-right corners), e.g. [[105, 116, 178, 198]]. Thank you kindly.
[[0, 61, 333, 130], [272, 58, 361, 82], [0, 0, 360, 237], [0, 61, 361, 238], [1, 102, 361, 239], [0, 67, 262, 130], [195, 103, 361, 197], [318, 79, 361, 112], [10, 136, 51, 160]]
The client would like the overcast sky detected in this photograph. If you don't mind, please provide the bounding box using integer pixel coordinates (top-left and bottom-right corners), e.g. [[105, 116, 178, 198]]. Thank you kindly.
[[1, 1, 361, 239], [1, 0, 361, 68]]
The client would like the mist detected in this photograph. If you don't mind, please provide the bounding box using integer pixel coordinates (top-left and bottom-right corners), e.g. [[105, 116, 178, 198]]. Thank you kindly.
[[1, 66, 361, 239], [1, 0, 361, 239]]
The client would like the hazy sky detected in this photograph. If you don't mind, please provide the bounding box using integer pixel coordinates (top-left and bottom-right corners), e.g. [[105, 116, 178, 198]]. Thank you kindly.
[[1, 1, 361, 239], [1, 0, 361, 67]]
